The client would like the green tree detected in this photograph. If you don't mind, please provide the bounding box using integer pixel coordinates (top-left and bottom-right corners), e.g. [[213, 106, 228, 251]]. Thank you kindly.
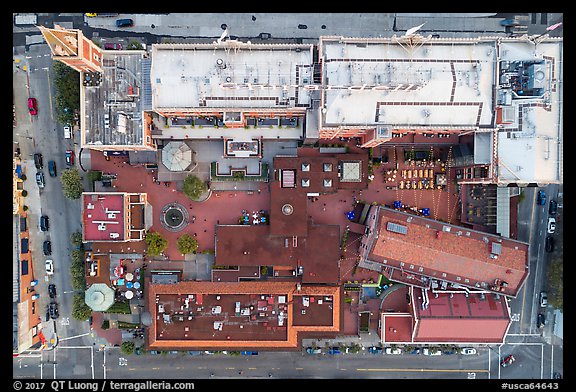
[[547, 256, 563, 311], [177, 234, 198, 255], [121, 341, 135, 355], [61, 168, 84, 199], [70, 231, 83, 249], [145, 231, 168, 256], [182, 175, 207, 200], [53, 61, 80, 125], [72, 293, 92, 321]]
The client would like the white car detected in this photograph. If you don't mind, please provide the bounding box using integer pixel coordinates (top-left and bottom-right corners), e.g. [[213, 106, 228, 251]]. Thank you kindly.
[[547, 217, 556, 234], [460, 347, 477, 355], [45, 259, 54, 275], [385, 347, 402, 355], [64, 125, 71, 139], [423, 348, 442, 356]]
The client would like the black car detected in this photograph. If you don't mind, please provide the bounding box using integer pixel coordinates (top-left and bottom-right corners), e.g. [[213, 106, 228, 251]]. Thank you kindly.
[[48, 160, 57, 177], [116, 18, 133, 27], [34, 153, 43, 169], [49, 302, 59, 319], [548, 200, 557, 216], [43, 240, 52, 256], [48, 284, 56, 299], [545, 236, 554, 253], [40, 215, 49, 231], [537, 313, 546, 328]]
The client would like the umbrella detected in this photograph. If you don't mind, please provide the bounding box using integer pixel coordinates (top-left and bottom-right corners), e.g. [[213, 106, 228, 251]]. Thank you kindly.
[[85, 283, 115, 311], [133, 281, 141, 289], [125, 290, 134, 299], [125, 272, 134, 281], [346, 211, 356, 220], [162, 141, 193, 172], [126, 281, 133, 289], [393, 200, 402, 209]]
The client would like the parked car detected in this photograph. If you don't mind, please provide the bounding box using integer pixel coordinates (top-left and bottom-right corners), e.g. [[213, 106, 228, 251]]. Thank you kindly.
[[28, 97, 38, 115], [460, 347, 477, 355], [43, 240, 51, 256], [36, 171, 45, 188], [537, 190, 546, 205], [65, 150, 75, 166], [547, 217, 556, 234], [116, 18, 133, 27], [500, 19, 520, 27], [306, 347, 322, 354], [423, 348, 442, 356], [48, 160, 57, 177], [501, 354, 515, 367], [540, 291, 548, 308], [548, 200, 557, 215], [149, 350, 161, 355], [33, 153, 43, 169], [545, 236, 555, 253], [368, 346, 383, 354], [49, 302, 59, 319], [63, 125, 71, 139], [40, 215, 49, 231], [241, 351, 258, 355], [409, 348, 421, 355], [328, 347, 341, 355], [385, 347, 402, 355], [104, 43, 123, 50], [48, 283, 56, 299], [188, 351, 202, 356], [537, 313, 546, 328], [45, 259, 54, 275]]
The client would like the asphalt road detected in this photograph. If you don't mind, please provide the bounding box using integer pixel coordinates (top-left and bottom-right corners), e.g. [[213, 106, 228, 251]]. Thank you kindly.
[[14, 43, 91, 351]]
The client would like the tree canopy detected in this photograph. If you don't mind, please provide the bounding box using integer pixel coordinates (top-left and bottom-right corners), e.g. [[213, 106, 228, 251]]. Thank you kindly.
[[182, 175, 207, 200], [71, 293, 92, 321], [177, 234, 198, 255], [120, 341, 135, 355], [547, 256, 563, 311], [61, 168, 84, 199], [53, 61, 80, 125], [145, 231, 168, 256]]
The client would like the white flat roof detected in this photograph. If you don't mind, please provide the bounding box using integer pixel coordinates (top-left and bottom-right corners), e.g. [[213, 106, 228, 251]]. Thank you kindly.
[[320, 38, 496, 128], [150, 42, 314, 110], [497, 39, 562, 184]]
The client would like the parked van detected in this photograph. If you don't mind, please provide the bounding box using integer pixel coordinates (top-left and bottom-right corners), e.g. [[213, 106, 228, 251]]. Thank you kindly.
[[64, 125, 71, 139], [116, 18, 133, 27]]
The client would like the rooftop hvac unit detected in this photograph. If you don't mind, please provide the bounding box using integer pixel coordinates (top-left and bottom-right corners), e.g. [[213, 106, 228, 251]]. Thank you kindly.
[[110, 232, 120, 239], [87, 203, 95, 209], [97, 224, 106, 231], [387, 222, 408, 235], [442, 225, 451, 232]]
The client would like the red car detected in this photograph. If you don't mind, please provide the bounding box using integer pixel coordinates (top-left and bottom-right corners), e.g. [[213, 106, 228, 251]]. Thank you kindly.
[[104, 43, 122, 50], [28, 97, 38, 115], [501, 354, 515, 367], [65, 150, 75, 166]]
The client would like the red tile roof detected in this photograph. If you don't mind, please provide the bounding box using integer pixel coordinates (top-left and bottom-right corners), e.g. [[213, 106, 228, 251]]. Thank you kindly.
[[366, 207, 529, 297], [411, 287, 510, 343]]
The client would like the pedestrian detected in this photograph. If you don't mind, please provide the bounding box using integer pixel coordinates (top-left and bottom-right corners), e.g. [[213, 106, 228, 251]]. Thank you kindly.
[[204, 229, 207, 232], [194, 233, 197, 237]]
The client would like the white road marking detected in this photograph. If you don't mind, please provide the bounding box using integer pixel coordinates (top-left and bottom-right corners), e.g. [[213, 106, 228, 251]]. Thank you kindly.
[[59, 332, 90, 341]]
